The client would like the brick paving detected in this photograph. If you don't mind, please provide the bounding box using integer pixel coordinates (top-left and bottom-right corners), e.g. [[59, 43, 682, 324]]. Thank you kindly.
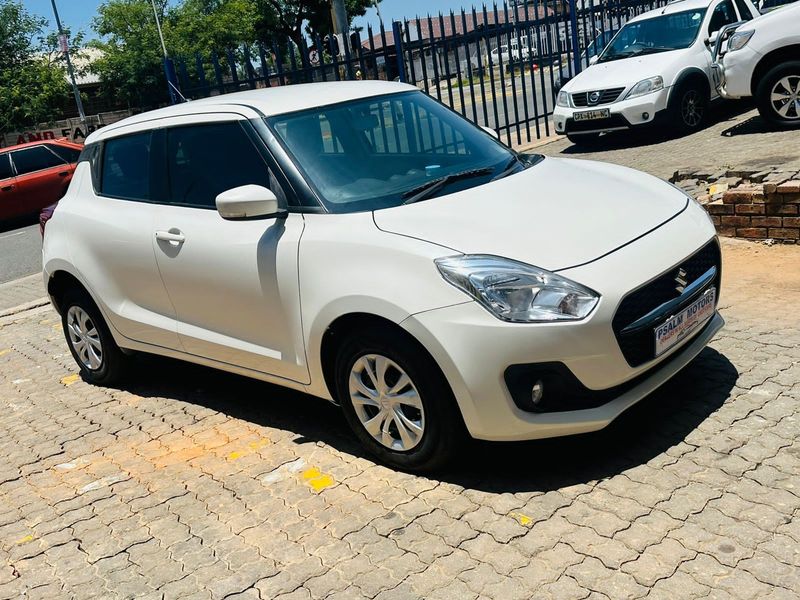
[[533, 103, 800, 180], [0, 240, 799, 599], [0, 273, 47, 316]]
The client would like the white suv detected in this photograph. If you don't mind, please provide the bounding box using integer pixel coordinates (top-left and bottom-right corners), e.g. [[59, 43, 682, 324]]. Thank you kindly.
[[554, 0, 759, 144], [43, 82, 723, 470], [713, 1, 800, 127]]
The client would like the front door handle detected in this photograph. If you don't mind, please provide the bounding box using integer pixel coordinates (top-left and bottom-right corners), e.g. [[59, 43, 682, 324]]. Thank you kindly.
[[155, 230, 185, 245]]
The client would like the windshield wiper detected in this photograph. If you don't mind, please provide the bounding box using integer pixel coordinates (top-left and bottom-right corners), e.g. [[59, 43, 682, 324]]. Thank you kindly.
[[491, 156, 524, 181], [401, 167, 493, 205]]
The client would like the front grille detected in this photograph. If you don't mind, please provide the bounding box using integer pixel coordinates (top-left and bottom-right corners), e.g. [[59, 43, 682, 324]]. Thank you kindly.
[[612, 240, 722, 367], [566, 114, 629, 133], [572, 87, 626, 107]]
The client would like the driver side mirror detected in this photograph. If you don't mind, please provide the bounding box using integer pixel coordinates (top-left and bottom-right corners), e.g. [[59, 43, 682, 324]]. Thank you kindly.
[[706, 31, 720, 47], [481, 125, 500, 140], [589, 55, 600, 66], [216, 185, 287, 220]]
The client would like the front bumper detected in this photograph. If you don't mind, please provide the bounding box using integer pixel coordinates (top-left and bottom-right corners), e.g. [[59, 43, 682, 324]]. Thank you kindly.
[[716, 46, 760, 99], [402, 210, 721, 441], [554, 87, 670, 135]]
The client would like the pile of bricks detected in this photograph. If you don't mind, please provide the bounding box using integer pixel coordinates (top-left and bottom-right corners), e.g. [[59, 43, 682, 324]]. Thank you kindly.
[[670, 169, 800, 243]]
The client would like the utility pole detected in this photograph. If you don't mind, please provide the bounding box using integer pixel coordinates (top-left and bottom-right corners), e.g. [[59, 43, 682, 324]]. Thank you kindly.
[[49, 0, 86, 123], [330, 0, 349, 55], [149, 0, 181, 104]]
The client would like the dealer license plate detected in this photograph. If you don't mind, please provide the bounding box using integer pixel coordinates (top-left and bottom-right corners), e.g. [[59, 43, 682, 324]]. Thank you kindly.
[[574, 109, 610, 121], [654, 288, 716, 357]]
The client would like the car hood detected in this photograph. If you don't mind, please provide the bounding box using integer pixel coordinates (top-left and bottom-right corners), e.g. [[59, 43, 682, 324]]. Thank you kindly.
[[563, 50, 688, 92], [373, 157, 689, 272]]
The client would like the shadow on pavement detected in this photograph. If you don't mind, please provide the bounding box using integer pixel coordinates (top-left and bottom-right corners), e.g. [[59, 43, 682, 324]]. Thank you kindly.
[[0, 214, 38, 234], [116, 344, 737, 493], [558, 99, 755, 154]]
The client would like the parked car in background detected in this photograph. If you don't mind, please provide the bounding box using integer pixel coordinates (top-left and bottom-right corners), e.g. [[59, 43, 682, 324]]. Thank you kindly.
[[43, 82, 723, 471], [0, 139, 83, 222], [554, 0, 760, 144], [712, 1, 800, 127], [554, 29, 618, 94]]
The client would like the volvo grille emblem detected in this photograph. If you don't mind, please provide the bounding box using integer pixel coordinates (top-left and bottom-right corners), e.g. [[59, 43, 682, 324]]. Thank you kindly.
[[675, 268, 688, 293], [588, 91, 601, 104]]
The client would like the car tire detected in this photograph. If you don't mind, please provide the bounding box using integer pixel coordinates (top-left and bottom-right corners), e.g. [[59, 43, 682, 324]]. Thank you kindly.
[[756, 61, 800, 128], [334, 328, 464, 472], [670, 81, 708, 134], [566, 132, 602, 146], [61, 288, 127, 386]]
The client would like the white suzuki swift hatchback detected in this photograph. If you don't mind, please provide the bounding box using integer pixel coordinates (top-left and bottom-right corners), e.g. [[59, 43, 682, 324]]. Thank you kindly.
[[43, 81, 723, 470]]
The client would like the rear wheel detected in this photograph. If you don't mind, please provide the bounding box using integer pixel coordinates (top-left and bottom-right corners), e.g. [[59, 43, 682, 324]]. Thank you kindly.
[[61, 289, 127, 385], [756, 61, 800, 128], [334, 328, 464, 472]]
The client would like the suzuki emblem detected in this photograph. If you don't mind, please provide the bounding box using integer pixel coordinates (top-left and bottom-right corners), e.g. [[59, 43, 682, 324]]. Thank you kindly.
[[675, 268, 688, 293]]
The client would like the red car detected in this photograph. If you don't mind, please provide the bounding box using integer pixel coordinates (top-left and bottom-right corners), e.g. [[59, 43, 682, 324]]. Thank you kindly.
[[0, 139, 83, 222]]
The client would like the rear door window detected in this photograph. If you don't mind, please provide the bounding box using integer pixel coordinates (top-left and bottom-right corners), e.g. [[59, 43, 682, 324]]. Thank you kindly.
[[47, 144, 82, 164], [101, 132, 152, 200], [10, 146, 66, 175], [165, 121, 273, 209], [0, 154, 12, 180]]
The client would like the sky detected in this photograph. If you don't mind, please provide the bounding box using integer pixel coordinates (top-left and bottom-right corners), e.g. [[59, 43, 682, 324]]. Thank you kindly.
[[22, 0, 471, 40]]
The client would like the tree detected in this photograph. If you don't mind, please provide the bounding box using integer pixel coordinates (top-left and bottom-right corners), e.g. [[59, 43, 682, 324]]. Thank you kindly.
[[254, 0, 380, 47], [0, 0, 70, 131]]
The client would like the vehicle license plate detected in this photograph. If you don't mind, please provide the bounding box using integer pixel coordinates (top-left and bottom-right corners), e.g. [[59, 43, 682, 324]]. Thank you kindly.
[[654, 288, 716, 357], [574, 109, 610, 121]]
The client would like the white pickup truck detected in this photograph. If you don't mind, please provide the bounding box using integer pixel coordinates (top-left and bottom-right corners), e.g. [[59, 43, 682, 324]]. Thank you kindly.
[[713, 1, 800, 127]]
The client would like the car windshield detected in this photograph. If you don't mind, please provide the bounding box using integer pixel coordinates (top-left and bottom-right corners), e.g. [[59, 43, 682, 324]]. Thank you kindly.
[[266, 91, 532, 213], [598, 9, 707, 62]]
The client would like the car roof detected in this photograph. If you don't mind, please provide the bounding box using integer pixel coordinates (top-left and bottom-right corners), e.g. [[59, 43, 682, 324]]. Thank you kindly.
[[0, 138, 82, 153], [628, 0, 713, 23], [88, 80, 417, 144]]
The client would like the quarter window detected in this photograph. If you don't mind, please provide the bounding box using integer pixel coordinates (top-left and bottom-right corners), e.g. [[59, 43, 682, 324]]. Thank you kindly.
[[47, 144, 82, 164], [733, 0, 754, 19], [10, 146, 65, 175], [0, 154, 12, 180], [101, 133, 152, 200], [165, 122, 273, 209]]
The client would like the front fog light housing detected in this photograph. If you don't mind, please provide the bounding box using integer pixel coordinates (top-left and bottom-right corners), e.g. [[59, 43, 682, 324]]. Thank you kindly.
[[625, 76, 664, 99], [435, 254, 600, 323], [557, 90, 570, 107]]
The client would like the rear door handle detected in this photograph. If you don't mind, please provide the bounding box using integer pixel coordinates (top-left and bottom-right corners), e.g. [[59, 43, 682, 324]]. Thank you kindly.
[[0, 185, 13, 192], [155, 230, 185, 244], [58, 171, 69, 177]]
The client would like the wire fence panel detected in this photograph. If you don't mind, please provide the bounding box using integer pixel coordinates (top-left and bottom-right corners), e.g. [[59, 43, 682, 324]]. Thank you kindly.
[[175, 0, 796, 145]]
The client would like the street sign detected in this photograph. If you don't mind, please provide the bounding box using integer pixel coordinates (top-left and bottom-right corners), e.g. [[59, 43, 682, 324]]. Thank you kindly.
[[58, 33, 69, 53]]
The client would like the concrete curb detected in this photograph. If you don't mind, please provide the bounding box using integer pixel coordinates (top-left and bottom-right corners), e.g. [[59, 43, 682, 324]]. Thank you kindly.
[[0, 297, 50, 318]]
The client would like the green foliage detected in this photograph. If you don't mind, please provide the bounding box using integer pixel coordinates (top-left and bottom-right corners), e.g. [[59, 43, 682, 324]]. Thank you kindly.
[[255, 0, 380, 46], [0, 0, 70, 131]]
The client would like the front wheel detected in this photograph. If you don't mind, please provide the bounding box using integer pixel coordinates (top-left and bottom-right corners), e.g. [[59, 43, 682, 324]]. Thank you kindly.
[[756, 61, 800, 128], [334, 329, 464, 472], [61, 289, 128, 385], [671, 82, 708, 134]]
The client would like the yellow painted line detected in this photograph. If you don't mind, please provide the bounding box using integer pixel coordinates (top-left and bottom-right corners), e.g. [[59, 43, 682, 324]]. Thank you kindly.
[[509, 512, 533, 527], [301, 467, 334, 492], [15, 535, 34, 545], [227, 451, 243, 461], [61, 374, 80, 386], [0, 349, 10, 357], [248, 438, 270, 450]]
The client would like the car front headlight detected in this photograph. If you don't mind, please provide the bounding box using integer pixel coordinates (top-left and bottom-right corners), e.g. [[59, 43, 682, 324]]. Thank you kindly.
[[625, 76, 664, 99], [557, 90, 570, 107], [435, 255, 600, 322], [727, 30, 754, 52]]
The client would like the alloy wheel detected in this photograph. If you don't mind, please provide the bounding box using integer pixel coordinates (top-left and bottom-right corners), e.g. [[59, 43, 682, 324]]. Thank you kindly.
[[348, 354, 425, 451], [770, 75, 800, 121], [66, 305, 103, 370], [681, 89, 704, 128]]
